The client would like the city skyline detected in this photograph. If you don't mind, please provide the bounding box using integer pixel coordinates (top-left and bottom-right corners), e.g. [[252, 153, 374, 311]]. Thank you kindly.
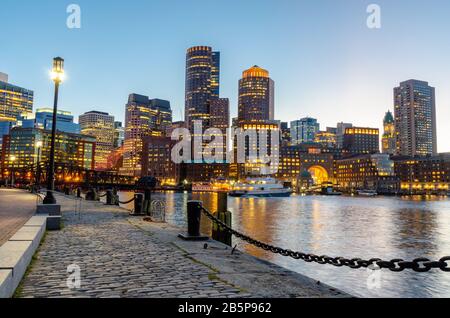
[[1, 1, 450, 152]]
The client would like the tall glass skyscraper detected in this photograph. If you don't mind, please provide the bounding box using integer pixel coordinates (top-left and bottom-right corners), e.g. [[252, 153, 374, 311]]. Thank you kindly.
[[185, 46, 220, 131], [394, 80, 437, 157], [0, 79, 33, 122], [238, 66, 274, 123]]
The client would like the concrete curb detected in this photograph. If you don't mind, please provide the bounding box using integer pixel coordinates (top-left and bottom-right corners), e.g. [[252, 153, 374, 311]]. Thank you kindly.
[[0, 215, 48, 298]]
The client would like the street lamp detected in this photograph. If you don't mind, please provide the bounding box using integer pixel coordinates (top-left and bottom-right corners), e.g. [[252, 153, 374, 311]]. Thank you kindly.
[[43, 57, 64, 205], [10, 155, 16, 187]]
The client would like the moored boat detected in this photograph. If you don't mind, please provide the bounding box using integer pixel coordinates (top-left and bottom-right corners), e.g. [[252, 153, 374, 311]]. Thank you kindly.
[[229, 178, 292, 198], [357, 190, 378, 197]]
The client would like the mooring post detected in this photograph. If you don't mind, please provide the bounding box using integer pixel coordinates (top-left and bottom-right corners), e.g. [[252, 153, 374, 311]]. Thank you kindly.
[[213, 192, 232, 246], [77, 187, 81, 198], [106, 189, 113, 205], [134, 193, 144, 215], [178, 201, 209, 241]]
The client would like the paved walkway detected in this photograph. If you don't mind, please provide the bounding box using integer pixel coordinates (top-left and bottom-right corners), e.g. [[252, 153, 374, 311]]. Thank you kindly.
[[18, 193, 348, 298], [0, 189, 36, 246]]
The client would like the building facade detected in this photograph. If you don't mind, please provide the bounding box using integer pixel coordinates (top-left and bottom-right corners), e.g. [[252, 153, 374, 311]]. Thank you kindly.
[[20, 108, 80, 134], [238, 66, 274, 124], [291, 117, 320, 145], [0, 80, 33, 122], [1, 127, 95, 182], [208, 98, 230, 162], [394, 80, 437, 156], [141, 136, 180, 186], [79, 111, 115, 171], [121, 94, 172, 177], [185, 46, 220, 131], [382, 111, 396, 155], [393, 154, 450, 194], [343, 127, 379, 155], [336, 122, 352, 149], [335, 154, 398, 193], [315, 130, 337, 149], [114, 121, 125, 148]]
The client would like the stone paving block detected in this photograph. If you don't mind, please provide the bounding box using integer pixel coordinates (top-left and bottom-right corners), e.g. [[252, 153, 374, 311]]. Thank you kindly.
[[0, 241, 33, 294], [23, 215, 48, 228], [9, 225, 45, 251]]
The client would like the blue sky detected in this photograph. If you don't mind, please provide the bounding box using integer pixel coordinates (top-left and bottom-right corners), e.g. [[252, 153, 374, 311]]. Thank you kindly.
[[1, 0, 450, 151]]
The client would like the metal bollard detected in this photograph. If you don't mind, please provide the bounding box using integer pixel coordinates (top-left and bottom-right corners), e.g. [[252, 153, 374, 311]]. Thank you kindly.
[[212, 192, 232, 246], [106, 190, 114, 205], [133, 193, 144, 215], [178, 201, 209, 241], [77, 187, 81, 198]]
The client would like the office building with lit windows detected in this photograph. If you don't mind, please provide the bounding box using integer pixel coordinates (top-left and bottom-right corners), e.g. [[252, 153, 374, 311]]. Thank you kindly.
[[208, 98, 230, 162], [0, 77, 33, 122], [238, 66, 274, 124], [335, 154, 398, 193], [291, 117, 320, 145], [185, 46, 220, 131], [1, 127, 95, 182], [382, 111, 396, 155], [343, 127, 379, 155], [79, 111, 115, 171], [114, 121, 125, 148], [121, 94, 173, 177], [394, 80, 437, 156], [393, 154, 450, 194]]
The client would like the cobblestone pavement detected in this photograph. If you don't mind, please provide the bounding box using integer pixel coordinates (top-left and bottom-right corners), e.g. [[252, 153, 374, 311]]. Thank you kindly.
[[0, 189, 36, 245], [19, 195, 250, 298]]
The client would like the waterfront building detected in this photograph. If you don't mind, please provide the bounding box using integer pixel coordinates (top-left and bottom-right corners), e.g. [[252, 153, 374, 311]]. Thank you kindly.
[[0, 78, 33, 122], [336, 122, 352, 149], [79, 111, 115, 171], [185, 46, 220, 131], [181, 163, 229, 184], [335, 154, 398, 193], [141, 136, 180, 186], [121, 94, 173, 177], [1, 127, 95, 182], [393, 154, 450, 194], [382, 111, 396, 155], [20, 108, 80, 134], [394, 80, 437, 156], [238, 66, 274, 124], [0, 121, 14, 151], [114, 121, 125, 148], [290, 117, 320, 145], [343, 127, 379, 155], [208, 98, 230, 162]]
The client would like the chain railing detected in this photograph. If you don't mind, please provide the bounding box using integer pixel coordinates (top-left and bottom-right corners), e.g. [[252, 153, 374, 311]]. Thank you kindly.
[[200, 206, 450, 273]]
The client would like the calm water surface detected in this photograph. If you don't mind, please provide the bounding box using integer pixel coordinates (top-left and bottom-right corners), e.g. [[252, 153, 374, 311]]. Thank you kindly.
[[118, 192, 450, 298]]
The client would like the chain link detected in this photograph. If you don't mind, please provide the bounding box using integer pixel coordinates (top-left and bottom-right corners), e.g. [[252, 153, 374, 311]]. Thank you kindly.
[[200, 207, 450, 273]]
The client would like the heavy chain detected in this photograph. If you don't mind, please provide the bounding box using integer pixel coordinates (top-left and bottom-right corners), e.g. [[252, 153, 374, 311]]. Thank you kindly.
[[200, 207, 450, 273], [118, 197, 136, 205]]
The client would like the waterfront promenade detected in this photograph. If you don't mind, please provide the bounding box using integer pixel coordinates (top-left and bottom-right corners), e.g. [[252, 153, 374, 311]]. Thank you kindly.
[[0, 189, 36, 245], [16, 193, 348, 298]]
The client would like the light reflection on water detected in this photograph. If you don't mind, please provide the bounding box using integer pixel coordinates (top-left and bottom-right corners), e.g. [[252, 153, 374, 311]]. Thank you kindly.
[[119, 191, 450, 298]]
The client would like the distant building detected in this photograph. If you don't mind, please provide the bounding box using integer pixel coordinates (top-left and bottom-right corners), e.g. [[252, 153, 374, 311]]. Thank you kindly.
[[393, 154, 450, 194], [0, 121, 14, 151], [343, 127, 379, 155], [1, 127, 95, 182], [315, 130, 337, 149], [0, 80, 33, 122], [394, 80, 437, 156], [20, 108, 80, 134], [280, 122, 291, 145], [335, 154, 398, 193], [79, 111, 115, 171], [141, 136, 180, 186], [290, 117, 320, 145], [208, 98, 230, 162], [121, 94, 173, 177], [382, 111, 396, 155], [114, 121, 125, 148], [0, 72, 8, 83], [166, 121, 185, 138], [336, 122, 352, 149], [185, 46, 220, 131], [238, 66, 274, 123]]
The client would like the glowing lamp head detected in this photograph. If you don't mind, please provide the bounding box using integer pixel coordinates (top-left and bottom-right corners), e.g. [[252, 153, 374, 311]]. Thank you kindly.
[[36, 141, 43, 148], [51, 57, 65, 83], [10, 155, 16, 162]]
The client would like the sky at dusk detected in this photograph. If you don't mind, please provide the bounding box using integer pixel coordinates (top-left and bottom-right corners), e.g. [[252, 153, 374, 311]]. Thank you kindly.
[[1, 0, 450, 151]]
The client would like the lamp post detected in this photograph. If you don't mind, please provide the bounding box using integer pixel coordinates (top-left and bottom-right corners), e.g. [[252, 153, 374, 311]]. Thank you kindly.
[[36, 140, 43, 189], [10, 155, 16, 187], [43, 57, 64, 205]]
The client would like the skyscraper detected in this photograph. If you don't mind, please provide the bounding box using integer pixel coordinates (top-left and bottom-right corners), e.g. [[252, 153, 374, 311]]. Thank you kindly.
[[343, 127, 380, 155], [121, 94, 172, 177], [238, 65, 274, 123], [0, 78, 33, 122], [185, 46, 220, 131], [382, 111, 396, 155], [79, 111, 115, 170], [209, 98, 230, 162], [394, 80, 437, 156], [290, 117, 320, 145]]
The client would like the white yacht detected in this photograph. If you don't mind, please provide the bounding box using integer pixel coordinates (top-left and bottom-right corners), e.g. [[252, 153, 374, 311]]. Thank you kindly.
[[229, 178, 292, 198], [357, 189, 378, 197]]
